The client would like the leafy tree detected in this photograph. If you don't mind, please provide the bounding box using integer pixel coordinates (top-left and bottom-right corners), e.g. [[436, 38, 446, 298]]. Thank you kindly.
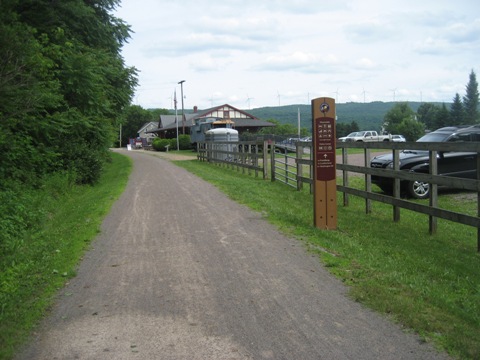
[[382, 102, 416, 134], [450, 93, 465, 126], [121, 105, 154, 146], [396, 118, 425, 141], [0, 0, 138, 187], [463, 70, 479, 124], [258, 119, 308, 136], [149, 108, 171, 121]]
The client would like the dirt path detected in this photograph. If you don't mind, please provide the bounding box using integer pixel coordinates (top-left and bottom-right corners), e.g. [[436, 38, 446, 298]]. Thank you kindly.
[[16, 149, 448, 360]]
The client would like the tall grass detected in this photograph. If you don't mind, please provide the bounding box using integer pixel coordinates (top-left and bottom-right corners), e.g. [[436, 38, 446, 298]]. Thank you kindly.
[[176, 160, 479, 360], [0, 152, 131, 360]]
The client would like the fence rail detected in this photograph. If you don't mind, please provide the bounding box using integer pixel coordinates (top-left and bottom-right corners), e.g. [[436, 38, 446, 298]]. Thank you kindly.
[[290, 141, 480, 252], [197, 140, 269, 179], [196, 139, 480, 251]]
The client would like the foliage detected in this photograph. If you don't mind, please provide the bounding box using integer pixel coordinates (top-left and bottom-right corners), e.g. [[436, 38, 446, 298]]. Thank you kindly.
[[258, 119, 309, 136], [463, 70, 479, 124], [417, 103, 440, 130], [382, 102, 416, 134], [152, 138, 171, 151], [178, 134, 193, 150], [0, 153, 131, 360], [450, 93, 465, 126], [148, 108, 171, 121], [395, 118, 425, 141], [120, 105, 155, 146], [336, 121, 360, 138], [0, 0, 137, 189], [435, 103, 451, 128], [248, 102, 429, 133]]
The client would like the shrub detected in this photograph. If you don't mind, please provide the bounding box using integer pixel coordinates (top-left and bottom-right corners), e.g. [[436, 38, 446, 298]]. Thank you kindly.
[[152, 138, 171, 151], [178, 134, 192, 150]]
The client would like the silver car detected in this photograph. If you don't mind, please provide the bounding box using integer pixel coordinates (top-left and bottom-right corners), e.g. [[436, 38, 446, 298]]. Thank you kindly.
[[391, 134, 406, 142]]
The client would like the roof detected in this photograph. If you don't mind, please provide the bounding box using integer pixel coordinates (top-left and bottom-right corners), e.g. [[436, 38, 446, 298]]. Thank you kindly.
[[138, 122, 158, 134], [150, 104, 274, 133]]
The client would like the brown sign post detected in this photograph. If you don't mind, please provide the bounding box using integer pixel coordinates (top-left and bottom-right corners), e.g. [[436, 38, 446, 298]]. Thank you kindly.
[[312, 97, 337, 229]]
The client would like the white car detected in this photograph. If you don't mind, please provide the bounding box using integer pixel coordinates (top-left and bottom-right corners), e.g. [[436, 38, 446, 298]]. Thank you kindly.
[[338, 132, 359, 142], [391, 135, 406, 142]]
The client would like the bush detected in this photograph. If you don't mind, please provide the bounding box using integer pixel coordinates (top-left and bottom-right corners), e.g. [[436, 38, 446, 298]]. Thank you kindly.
[[152, 138, 171, 151], [178, 134, 192, 150], [152, 136, 193, 151]]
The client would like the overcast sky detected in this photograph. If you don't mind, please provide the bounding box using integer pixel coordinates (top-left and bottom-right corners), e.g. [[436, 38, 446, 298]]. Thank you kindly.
[[114, 0, 479, 110]]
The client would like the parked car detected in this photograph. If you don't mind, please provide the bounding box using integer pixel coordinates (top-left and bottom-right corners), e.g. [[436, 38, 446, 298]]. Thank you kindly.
[[370, 125, 480, 199], [391, 134, 406, 142], [338, 132, 359, 142]]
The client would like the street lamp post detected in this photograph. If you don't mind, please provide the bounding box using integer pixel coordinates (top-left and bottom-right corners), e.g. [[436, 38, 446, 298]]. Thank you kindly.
[[178, 80, 186, 134]]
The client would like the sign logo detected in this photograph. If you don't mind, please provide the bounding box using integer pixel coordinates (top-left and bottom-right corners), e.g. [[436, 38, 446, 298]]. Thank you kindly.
[[320, 102, 330, 113]]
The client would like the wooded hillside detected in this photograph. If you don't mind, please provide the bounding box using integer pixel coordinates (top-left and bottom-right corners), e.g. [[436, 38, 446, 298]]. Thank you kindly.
[[248, 102, 445, 132]]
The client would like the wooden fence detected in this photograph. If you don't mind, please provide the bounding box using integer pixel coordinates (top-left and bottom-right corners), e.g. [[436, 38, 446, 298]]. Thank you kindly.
[[197, 140, 269, 179], [287, 140, 480, 252], [197, 140, 480, 251]]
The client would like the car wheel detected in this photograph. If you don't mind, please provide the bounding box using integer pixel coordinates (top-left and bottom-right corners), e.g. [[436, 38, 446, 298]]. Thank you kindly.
[[408, 180, 430, 199]]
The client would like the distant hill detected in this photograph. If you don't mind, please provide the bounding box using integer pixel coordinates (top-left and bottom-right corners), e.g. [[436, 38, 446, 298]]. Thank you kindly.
[[248, 101, 449, 133]]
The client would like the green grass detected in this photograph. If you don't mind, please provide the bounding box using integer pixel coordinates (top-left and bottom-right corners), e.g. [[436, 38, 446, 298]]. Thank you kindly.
[[0, 152, 132, 360], [175, 160, 480, 360]]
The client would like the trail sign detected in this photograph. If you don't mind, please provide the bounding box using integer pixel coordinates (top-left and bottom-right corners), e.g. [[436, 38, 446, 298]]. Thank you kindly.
[[312, 97, 337, 229]]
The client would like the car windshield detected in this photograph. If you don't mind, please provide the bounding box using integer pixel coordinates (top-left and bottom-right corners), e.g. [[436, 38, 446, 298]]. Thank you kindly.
[[416, 132, 451, 142], [346, 132, 358, 137]]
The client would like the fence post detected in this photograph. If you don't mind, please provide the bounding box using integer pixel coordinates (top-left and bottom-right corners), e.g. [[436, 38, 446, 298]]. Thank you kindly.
[[393, 149, 401, 222], [271, 141, 276, 182], [263, 141, 268, 179], [296, 143, 303, 191], [429, 150, 438, 234], [342, 148, 349, 206], [364, 148, 372, 214]]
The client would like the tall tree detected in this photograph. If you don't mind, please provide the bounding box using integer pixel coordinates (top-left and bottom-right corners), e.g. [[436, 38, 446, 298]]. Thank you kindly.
[[434, 103, 451, 129], [0, 0, 138, 186], [121, 105, 155, 146], [450, 93, 465, 126], [416, 103, 440, 130], [463, 70, 479, 124], [396, 118, 425, 141]]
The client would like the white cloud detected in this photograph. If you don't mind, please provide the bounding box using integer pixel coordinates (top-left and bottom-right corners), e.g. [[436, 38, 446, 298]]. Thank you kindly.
[[114, 0, 480, 109]]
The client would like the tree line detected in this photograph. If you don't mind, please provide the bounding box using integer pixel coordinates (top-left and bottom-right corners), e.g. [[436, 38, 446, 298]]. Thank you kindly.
[[0, 0, 137, 188], [382, 70, 479, 140]]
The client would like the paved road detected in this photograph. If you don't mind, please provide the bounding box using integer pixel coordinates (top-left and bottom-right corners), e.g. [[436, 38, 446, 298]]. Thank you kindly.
[[16, 149, 449, 360]]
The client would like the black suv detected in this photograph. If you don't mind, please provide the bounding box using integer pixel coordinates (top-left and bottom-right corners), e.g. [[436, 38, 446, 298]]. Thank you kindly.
[[370, 125, 480, 199]]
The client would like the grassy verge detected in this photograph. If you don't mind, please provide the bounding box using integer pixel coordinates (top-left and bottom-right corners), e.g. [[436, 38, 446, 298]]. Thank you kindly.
[[0, 152, 132, 360], [175, 160, 479, 360]]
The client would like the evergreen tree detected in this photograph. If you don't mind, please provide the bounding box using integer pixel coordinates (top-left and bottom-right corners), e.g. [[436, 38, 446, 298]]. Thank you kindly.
[[417, 103, 440, 130], [450, 93, 465, 125], [434, 104, 451, 129], [463, 70, 479, 124]]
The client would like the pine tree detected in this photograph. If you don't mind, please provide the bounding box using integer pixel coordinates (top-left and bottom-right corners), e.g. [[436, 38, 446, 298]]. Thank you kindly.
[[463, 70, 479, 124], [450, 93, 465, 125]]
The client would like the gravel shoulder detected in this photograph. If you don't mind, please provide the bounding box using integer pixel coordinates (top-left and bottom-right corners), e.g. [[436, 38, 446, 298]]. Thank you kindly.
[[16, 149, 449, 360]]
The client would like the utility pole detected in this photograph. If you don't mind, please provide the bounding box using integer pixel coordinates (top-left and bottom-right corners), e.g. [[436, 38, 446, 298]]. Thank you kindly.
[[178, 80, 186, 134]]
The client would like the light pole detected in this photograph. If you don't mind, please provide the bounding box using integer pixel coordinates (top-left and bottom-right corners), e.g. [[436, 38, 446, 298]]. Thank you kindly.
[[178, 80, 186, 134]]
